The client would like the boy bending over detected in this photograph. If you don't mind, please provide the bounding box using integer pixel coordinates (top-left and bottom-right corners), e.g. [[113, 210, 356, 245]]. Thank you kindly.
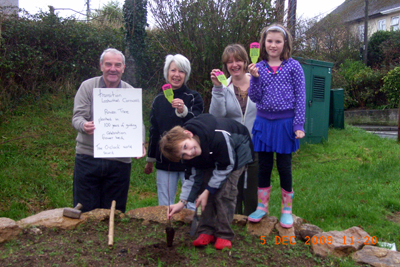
[[160, 113, 254, 250]]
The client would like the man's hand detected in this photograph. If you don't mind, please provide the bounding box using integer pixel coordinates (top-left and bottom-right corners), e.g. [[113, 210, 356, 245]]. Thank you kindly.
[[135, 143, 146, 159], [83, 121, 95, 135]]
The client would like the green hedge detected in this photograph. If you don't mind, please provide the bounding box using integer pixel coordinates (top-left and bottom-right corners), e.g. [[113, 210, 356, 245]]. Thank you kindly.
[[381, 66, 400, 108], [0, 12, 124, 113], [334, 59, 400, 109], [335, 59, 386, 109], [368, 30, 400, 69]]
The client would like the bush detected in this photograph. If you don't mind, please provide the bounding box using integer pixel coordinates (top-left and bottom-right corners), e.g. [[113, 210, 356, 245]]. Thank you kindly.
[[0, 12, 124, 114], [337, 59, 366, 83], [381, 66, 400, 108], [337, 59, 385, 109], [368, 30, 400, 69], [380, 32, 400, 69], [367, 30, 392, 68]]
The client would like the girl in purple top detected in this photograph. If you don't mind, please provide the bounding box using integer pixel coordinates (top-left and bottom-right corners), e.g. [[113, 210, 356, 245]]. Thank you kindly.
[[247, 23, 306, 228]]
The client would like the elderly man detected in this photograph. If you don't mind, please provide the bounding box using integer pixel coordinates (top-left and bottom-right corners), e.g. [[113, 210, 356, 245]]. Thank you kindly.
[[72, 48, 145, 213]]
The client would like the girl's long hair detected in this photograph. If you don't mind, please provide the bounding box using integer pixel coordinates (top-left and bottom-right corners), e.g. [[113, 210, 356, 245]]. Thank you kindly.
[[259, 23, 292, 61]]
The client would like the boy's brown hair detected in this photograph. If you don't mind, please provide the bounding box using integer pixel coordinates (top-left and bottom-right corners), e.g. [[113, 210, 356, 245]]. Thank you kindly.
[[159, 126, 201, 162], [259, 23, 293, 61]]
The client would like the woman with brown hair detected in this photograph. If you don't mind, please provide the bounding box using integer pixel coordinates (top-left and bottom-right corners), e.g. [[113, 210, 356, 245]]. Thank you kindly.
[[209, 44, 258, 216]]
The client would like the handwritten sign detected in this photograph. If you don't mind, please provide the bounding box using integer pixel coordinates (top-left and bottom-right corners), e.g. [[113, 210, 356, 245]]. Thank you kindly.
[[93, 88, 142, 158]]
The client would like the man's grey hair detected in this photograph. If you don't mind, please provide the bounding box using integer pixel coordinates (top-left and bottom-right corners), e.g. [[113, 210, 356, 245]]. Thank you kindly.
[[163, 54, 191, 84], [100, 48, 125, 65]]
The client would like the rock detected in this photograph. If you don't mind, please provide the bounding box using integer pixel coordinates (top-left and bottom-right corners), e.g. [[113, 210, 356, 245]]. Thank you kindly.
[[352, 245, 400, 267], [344, 226, 375, 246], [183, 213, 193, 224], [232, 214, 247, 226], [127, 207, 251, 226], [17, 208, 82, 230], [81, 208, 117, 222], [291, 214, 304, 238], [171, 208, 194, 223], [142, 220, 151, 226], [28, 227, 43, 235], [298, 223, 323, 242], [246, 216, 278, 237], [292, 214, 304, 230], [126, 206, 194, 224], [275, 223, 296, 245], [0, 218, 21, 244], [17, 208, 113, 230], [311, 226, 372, 257]]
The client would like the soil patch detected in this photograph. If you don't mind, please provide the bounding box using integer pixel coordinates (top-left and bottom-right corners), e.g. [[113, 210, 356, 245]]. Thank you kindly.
[[0, 217, 367, 266], [387, 211, 400, 224]]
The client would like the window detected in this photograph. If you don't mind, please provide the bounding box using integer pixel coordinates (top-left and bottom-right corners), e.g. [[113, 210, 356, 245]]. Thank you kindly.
[[391, 16, 399, 31], [358, 25, 364, 41], [378, 19, 386, 31]]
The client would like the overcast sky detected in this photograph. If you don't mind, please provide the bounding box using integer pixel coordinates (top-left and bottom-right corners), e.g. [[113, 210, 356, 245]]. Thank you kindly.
[[18, 0, 346, 23]]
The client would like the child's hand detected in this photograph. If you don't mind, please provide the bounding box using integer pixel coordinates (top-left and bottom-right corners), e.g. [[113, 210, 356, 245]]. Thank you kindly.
[[167, 202, 184, 219], [248, 63, 259, 78], [144, 162, 153, 174], [210, 69, 222, 87], [295, 130, 305, 139], [196, 190, 209, 212]]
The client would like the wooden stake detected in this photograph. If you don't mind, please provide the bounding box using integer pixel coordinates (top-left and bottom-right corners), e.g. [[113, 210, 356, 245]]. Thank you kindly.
[[167, 206, 171, 227], [108, 200, 116, 248]]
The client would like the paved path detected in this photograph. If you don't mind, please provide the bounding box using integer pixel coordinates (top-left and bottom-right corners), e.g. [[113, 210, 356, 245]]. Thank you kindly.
[[353, 125, 398, 140]]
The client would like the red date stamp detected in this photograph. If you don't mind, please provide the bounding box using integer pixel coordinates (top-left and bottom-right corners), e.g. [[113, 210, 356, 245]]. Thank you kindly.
[[260, 236, 296, 245], [304, 235, 377, 246], [260, 235, 378, 246]]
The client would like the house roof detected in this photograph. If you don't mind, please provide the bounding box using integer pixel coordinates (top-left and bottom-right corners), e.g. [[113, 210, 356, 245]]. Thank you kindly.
[[329, 0, 400, 23]]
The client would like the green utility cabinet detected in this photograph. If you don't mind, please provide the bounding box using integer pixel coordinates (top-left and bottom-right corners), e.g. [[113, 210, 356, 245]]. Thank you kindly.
[[329, 88, 345, 129], [296, 58, 333, 145]]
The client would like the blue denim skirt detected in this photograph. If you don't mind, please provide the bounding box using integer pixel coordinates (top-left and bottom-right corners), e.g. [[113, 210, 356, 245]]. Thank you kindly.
[[252, 116, 299, 154]]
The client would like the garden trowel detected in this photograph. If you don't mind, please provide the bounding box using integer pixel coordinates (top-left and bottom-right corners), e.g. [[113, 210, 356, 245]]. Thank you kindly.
[[190, 205, 202, 238]]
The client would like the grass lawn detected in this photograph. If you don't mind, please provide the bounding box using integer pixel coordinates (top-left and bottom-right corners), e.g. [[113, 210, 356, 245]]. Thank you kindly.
[[1, 92, 399, 246]]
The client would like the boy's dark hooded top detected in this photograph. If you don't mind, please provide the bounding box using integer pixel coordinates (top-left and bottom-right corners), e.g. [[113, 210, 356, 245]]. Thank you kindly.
[[147, 84, 204, 171], [180, 113, 254, 203]]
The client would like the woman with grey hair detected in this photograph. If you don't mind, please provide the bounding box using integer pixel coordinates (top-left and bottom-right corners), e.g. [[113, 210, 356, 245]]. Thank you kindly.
[[144, 54, 204, 210]]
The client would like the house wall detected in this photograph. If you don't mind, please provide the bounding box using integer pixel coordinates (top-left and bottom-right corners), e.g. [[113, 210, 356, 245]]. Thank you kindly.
[[350, 10, 400, 39]]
